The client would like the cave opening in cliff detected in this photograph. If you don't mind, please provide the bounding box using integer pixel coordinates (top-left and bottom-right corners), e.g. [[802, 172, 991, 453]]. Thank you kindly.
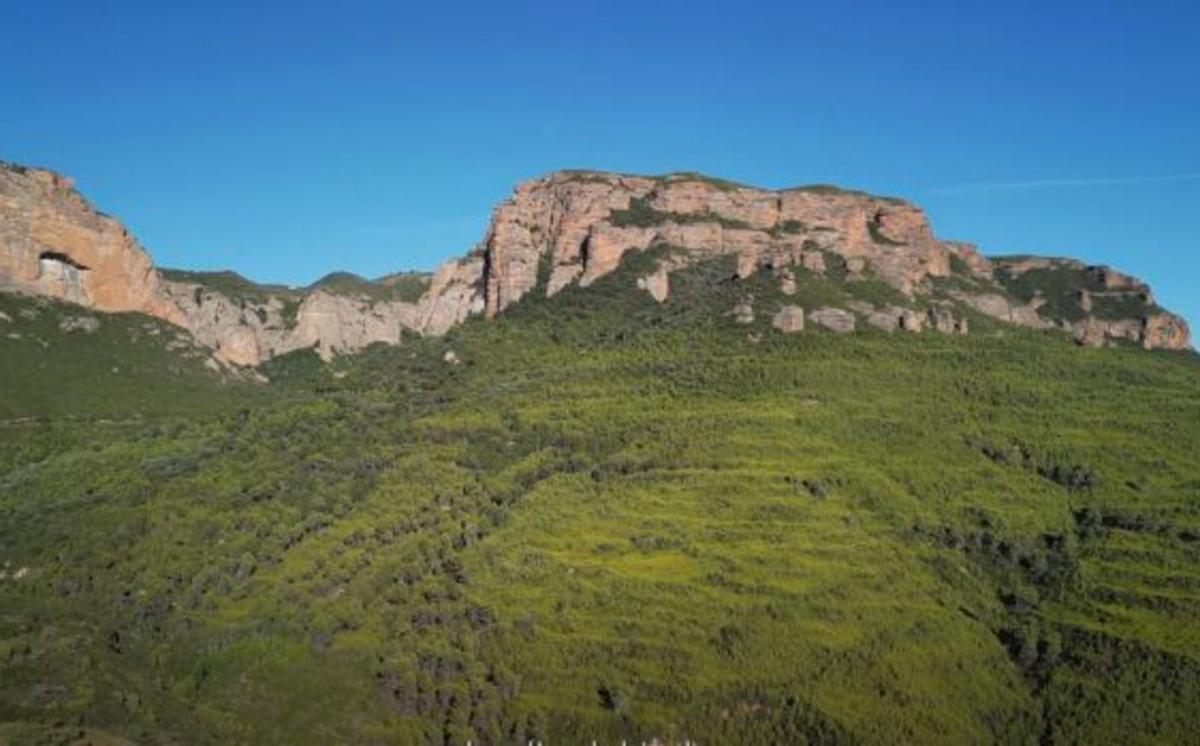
[[579, 235, 591, 270], [38, 251, 90, 271]]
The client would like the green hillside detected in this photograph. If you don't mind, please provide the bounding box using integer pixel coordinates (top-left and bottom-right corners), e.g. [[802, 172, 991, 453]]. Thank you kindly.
[[1, 255, 1198, 744], [0, 292, 262, 419], [311, 271, 431, 303], [158, 269, 300, 304]]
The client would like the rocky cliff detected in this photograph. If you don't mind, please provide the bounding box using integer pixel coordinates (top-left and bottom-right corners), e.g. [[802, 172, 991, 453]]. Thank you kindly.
[[159, 257, 482, 365], [477, 171, 957, 313], [0, 161, 1191, 363], [0, 160, 483, 365], [0, 163, 185, 326], [462, 170, 1189, 350]]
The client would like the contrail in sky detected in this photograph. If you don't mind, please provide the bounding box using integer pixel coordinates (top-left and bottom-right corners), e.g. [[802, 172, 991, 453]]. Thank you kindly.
[[927, 172, 1200, 195]]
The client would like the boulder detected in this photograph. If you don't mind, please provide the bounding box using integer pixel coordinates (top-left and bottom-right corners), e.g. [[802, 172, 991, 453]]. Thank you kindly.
[[58, 315, 100, 333], [778, 268, 797, 296], [900, 309, 925, 333], [867, 306, 908, 333], [772, 305, 805, 333], [928, 305, 966, 334], [637, 266, 671, 302], [810, 307, 856, 334], [800, 251, 827, 274], [731, 301, 755, 325], [845, 300, 875, 316]]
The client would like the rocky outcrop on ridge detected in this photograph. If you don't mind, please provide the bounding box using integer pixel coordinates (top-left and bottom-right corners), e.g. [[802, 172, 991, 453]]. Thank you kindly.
[[463, 170, 1188, 350], [988, 256, 1191, 350], [475, 171, 971, 315], [0, 161, 1191, 363], [159, 258, 483, 365], [0, 163, 184, 325], [0, 161, 486, 365]]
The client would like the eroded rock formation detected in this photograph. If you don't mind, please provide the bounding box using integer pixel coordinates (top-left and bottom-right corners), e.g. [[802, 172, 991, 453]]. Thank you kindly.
[[159, 257, 485, 365], [474, 171, 978, 315], [0, 163, 184, 325], [0, 162, 1191, 362], [0, 161, 488, 365]]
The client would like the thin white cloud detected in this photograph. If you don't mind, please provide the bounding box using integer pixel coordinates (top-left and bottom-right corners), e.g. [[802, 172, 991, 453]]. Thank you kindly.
[[927, 172, 1200, 195]]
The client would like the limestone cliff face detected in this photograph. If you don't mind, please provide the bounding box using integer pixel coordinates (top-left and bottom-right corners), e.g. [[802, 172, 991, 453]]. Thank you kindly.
[[0, 163, 184, 325], [0, 160, 486, 365], [159, 256, 485, 365], [987, 257, 1192, 351], [476, 171, 973, 317], [472, 172, 1189, 351], [0, 161, 1191, 361]]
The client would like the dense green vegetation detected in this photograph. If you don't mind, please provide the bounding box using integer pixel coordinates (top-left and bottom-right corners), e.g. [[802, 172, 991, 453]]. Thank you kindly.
[[0, 293, 259, 418], [609, 196, 753, 230], [1, 254, 1198, 744], [558, 170, 753, 192], [993, 260, 1161, 323], [376, 272, 433, 303], [159, 269, 300, 305], [781, 184, 908, 205], [311, 272, 431, 304]]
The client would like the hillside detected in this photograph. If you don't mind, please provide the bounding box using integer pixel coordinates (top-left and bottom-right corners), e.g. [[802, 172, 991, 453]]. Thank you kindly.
[[0, 291, 260, 419], [1, 247, 1198, 744]]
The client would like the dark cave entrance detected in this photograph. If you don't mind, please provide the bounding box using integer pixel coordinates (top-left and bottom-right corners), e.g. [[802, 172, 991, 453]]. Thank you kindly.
[[38, 251, 91, 271]]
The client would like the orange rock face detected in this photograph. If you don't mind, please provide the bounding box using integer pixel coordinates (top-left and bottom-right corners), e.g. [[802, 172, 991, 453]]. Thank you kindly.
[[0, 162, 488, 365], [475, 172, 962, 314], [0, 164, 183, 325], [1140, 313, 1191, 350]]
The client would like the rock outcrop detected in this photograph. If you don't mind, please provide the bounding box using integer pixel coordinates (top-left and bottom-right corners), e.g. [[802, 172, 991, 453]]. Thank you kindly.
[[0, 163, 184, 325], [0, 162, 1191, 361], [0, 161, 488, 365], [810, 307, 856, 334], [475, 171, 967, 316], [772, 305, 805, 333], [1067, 313, 1192, 351], [159, 256, 486, 365], [988, 257, 1190, 350], [950, 292, 1049, 329]]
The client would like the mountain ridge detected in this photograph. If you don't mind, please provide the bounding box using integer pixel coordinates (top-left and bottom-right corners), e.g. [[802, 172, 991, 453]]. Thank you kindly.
[[0, 161, 1191, 366], [3, 161, 1200, 745]]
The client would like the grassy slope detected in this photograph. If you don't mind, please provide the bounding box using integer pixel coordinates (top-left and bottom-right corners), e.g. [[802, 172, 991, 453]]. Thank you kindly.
[[158, 269, 300, 302], [0, 259, 1198, 744], [311, 271, 430, 303], [0, 292, 260, 419]]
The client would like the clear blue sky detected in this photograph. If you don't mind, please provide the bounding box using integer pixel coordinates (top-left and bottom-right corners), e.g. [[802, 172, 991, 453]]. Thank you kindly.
[[3, 1, 1198, 328]]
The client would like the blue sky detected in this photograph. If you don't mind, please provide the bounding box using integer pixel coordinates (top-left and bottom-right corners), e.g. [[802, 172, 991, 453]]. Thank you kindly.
[[3, 1, 1198, 328]]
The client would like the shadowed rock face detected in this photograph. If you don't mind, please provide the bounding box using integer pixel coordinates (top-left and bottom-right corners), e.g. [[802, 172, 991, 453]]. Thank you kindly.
[[0, 162, 1191, 362]]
